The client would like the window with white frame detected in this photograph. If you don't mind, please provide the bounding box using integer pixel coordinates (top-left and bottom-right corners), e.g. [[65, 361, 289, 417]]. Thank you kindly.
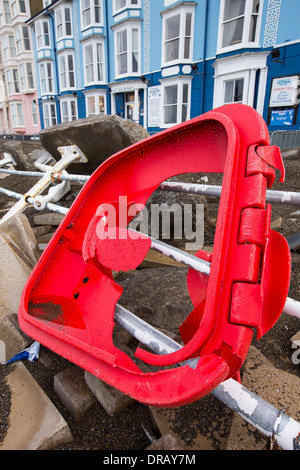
[[161, 78, 192, 127], [55, 4, 72, 40], [85, 91, 106, 116], [9, 35, 16, 57], [12, 68, 20, 93], [5, 70, 13, 94], [19, 62, 35, 91], [39, 61, 54, 95], [60, 97, 78, 122], [218, 0, 261, 52], [43, 102, 57, 127], [2, 36, 9, 61], [19, 63, 26, 90], [3, 0, 11, 23], [58, 51, 75, 90], [11, 0, 26, 16], [81, 0, 103, 29], [27, 63, 34, 89], [224, 78, 244, 104], [36, 19, 51, 50], [113, 0, 140, 14], [213, 52, 269, 115], [83, 39, 105, 85], [161, 4, 195, 66], [114, 21, 141, 77], [10, 102, 24, 127], [15, 26, 31, 53]]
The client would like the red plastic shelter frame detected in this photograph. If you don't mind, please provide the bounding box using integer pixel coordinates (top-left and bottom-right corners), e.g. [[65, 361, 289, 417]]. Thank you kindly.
[[18, 104, 291, 407]]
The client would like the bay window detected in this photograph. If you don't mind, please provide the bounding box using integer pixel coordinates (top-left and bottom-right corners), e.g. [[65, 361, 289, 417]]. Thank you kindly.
[[113, 0, 140, 14], [83, 40, 104, 85], [60, 97, 78, 122], [58, 51, 75, 90], [55, 4, 72, 40], [19, 63, 35, 91], [39, 61, 54, 95], [114, 21, 141, 77], [213, 52, 269, 115], [43, 102, 57, 127], [10, 102, 24, 127], [81, 0, 103, 28], [36, 19, 50, 50], [15, 26, 30, 53], [161, 78, 192, 127], [218, 0, 262, 52], [86, 92, 106, 116], [161, 5, 195, 66]]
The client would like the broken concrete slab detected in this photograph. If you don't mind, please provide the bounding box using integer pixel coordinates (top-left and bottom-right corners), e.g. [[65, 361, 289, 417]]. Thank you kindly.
[[0, 362, 73, 450], [0, 313, 32, 363], [0, 233, 32, 319], [54, 365, 97, 422], [226, 346, 300, 450], [0, 213, 40, 268], [39, 114, 149, 175]]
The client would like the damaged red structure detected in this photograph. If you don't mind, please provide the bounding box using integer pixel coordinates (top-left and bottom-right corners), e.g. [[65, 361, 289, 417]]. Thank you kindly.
[[18, 104, 291, 407]]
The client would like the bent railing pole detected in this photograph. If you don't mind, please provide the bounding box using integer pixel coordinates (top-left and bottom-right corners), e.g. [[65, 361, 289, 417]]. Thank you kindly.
[[0, 167, 90, 183], [0, 187, 69, 216], [159, 181, 300, 206], [115, 304, 300, 451]]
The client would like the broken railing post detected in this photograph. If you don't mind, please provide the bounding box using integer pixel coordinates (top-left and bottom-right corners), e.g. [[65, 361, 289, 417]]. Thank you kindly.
[[0, 186, 69, 216], [0, 146, 87, 224]]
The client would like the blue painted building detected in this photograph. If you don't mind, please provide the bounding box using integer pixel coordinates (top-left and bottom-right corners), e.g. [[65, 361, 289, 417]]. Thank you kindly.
[[27, 0, 300, 134]]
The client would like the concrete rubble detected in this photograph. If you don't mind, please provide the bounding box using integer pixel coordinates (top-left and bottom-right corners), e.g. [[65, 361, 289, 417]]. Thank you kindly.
[[0, 129, 299, 451]]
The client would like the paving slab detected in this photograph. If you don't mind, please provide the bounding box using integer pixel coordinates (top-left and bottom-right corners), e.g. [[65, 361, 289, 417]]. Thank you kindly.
[[0, 213, 40, 268], [0, 233, 32, 319], [0, 362, 73, 450], [54, 365, 97, 422]]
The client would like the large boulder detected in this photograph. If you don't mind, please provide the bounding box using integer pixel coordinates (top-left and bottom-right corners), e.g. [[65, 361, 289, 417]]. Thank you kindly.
[[39, 115, 150, 175]]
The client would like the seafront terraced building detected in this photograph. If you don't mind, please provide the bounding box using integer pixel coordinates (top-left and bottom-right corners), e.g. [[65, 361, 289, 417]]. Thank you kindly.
[[0, 0, 40, 136], [26, 0, 300, 139]]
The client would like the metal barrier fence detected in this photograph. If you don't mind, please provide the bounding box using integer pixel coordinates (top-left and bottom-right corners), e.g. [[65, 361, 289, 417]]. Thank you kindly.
[[270, 130, 300, 151]]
